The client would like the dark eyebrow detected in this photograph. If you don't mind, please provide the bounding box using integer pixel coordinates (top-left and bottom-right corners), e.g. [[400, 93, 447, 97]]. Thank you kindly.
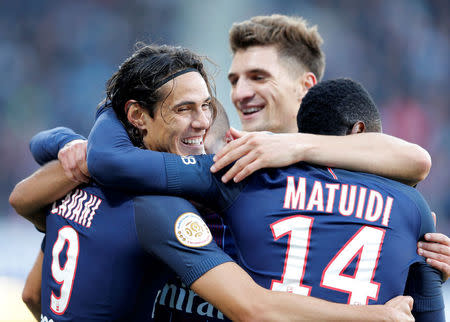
[[172, 96, 211, 109], [227, 72, 237, 81], [228, 68, 270, 80], [248, 68, 270, 75]]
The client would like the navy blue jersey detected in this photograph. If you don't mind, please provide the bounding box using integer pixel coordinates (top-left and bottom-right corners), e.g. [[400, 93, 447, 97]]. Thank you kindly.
[[81, 109, 444, 320], [30, 109, 237, 261], [34, 108, 444, 320], [155, 153, 445, 319], [31, 123, 233, 321], [39, 186, 231, 321], [86, 106, 238, 258]]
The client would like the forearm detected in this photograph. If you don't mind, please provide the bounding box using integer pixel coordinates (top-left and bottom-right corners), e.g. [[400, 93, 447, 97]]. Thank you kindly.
[[9, 161, 78, 226], [191, 262, 396, 322], [261, 291, 397, 322], [22, 250, 43, 321], [299, 132, 431, 186]]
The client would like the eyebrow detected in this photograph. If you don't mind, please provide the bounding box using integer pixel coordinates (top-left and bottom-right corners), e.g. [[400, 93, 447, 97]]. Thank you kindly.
[[172, 96, 211, 109], [228, 68, 270, 80]]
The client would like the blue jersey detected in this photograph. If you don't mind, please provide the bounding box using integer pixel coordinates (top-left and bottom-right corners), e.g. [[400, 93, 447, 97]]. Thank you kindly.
[[81, 108, 444, 321], [38, 186, 231, 321], [35, 108, 444, 321], [31, 125, 233, 321]]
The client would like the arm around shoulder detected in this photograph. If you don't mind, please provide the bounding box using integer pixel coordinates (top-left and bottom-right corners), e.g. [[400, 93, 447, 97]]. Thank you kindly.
[[9, 161, 78, 230], [303, 132, 431, 186], [191, 262, 413, 322]]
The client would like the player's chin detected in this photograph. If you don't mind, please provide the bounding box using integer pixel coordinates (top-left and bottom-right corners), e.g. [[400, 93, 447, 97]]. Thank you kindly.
[[241, 117, 268, 133]]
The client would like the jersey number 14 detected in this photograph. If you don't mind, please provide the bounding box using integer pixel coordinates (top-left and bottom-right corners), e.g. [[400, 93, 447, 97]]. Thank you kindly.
[[270, 215, 385, 305]]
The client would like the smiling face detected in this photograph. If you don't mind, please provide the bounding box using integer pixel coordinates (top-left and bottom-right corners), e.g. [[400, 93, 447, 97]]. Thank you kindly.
[[228, 45, 310, 133], [142, 71, 212, 155]]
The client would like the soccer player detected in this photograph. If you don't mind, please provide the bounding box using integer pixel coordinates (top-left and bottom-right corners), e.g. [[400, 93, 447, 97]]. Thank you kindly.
[[11, 45, 414, 321], [82, 78, 445, 320], [223, 14, 449, 277], [29, 19, 448, 321], [224, 14, 429, 185]]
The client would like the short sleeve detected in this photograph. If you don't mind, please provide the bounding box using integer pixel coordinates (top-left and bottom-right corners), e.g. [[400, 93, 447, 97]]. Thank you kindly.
[[133, 195, 233, 286]]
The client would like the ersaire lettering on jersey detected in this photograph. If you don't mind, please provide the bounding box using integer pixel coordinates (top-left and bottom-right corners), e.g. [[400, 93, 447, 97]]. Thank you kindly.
[[50, 189, 101, 228], [283, 177, 394, 226]]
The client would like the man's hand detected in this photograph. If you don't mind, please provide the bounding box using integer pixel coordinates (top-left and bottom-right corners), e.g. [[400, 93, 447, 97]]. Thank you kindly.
[[58, 139, 90, 183], [384, 296, 414, 322], [418, 230, 450, 281], [211, 128, 305, 183]]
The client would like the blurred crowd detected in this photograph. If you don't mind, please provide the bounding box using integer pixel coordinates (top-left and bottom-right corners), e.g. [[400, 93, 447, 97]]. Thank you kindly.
[[2, 0, 449, 233]]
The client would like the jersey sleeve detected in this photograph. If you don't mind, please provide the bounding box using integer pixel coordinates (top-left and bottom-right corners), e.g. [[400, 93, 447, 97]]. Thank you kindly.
[[415, 196, 436, 238], [87, 108, 242, 211], [402, 189, 445, 321], [87, 107, 167, 191], [133, 195, 234, 287], [29, 127, 86, 165], [163, 153, 244, 212], [404, 262, 445, 322]]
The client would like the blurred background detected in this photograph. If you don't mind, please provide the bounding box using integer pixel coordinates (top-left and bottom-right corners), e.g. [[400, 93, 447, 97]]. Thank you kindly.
[[1, 0, 448, 320]]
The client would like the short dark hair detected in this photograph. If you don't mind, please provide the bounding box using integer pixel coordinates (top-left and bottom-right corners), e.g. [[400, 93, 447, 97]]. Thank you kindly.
[[297, 78, 381, 135], [106, 43, 216, 147], [229, 14, 325, 80]]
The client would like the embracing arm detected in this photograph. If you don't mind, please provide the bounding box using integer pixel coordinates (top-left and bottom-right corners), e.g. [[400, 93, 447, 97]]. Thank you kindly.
[[404, 261, 445, 322], [87, 108, 172, 191], [136, 195, 413, 321], [418, 232, 450, 282], [211, 128, 431, 186], [9, 161, 78, 230], [298, 132, 431, 185], [192, 262, 413, 322]]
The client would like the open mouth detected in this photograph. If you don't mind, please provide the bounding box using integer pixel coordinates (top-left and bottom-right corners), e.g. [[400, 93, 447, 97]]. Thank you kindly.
[[241, 107, 264, 115], [181, 137, 204, 146], [241, 106, 264, 116]]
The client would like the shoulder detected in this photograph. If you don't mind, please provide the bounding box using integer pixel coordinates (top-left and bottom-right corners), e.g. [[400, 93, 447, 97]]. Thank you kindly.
[[133, 195, 197, 212], [334, 168, 432, 220]]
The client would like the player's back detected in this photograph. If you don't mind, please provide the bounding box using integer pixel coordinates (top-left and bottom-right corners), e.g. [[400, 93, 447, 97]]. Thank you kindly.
[[226, 163, 434, 305], [41, 183, 154, 321]]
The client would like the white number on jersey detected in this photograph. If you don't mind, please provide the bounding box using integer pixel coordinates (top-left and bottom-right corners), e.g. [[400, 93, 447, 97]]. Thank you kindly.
[[270, 216, 385, 304], [270, 215, 313, 295], [181, 156, 196, 165], [50, 226, 79, 314]]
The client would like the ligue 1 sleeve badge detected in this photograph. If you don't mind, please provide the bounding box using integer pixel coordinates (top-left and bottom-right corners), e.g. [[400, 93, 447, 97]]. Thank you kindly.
[[174, 212, 212, 247]]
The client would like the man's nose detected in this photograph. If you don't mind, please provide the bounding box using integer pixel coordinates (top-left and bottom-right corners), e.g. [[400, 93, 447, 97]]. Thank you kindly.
[[232, 79, 255, 105], [192, 109, 211, 130]]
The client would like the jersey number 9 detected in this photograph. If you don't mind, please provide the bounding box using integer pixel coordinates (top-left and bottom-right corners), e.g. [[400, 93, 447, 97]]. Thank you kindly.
[[50, 226, 79, 315]]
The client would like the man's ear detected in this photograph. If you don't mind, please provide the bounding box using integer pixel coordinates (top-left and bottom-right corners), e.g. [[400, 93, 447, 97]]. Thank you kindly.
[[350, 121, 366, 134], [125, 100, 146, 130], [303, 72, 317, 90], [296, 72, 317, 102]]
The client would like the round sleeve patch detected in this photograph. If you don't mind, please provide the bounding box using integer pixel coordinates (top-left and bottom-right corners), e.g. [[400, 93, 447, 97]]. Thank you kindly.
[[174, 212, 212, 248]]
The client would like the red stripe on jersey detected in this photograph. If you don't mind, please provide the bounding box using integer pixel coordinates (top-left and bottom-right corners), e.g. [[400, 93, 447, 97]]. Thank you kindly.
[[328, 168, 338, 180]]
